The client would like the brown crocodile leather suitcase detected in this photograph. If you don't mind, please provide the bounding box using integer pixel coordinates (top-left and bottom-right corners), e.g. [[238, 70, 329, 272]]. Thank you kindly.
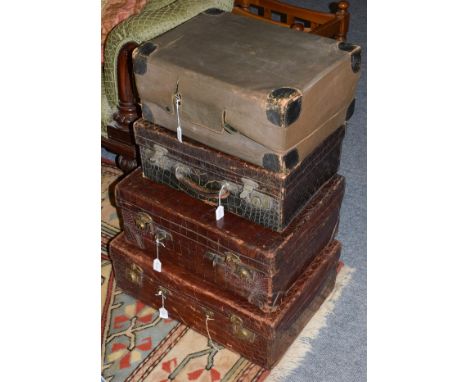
[[110, 233, 341, 369], [133, 11, 360, 172], [135, 119, 345, 232], [115, 168, 344, 312]]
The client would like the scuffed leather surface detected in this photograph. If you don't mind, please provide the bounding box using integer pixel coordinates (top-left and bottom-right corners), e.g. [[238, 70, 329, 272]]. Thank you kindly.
[[115, 169, 344, 311], [110, 234, 340, 369], [135, 119, 345, 231]]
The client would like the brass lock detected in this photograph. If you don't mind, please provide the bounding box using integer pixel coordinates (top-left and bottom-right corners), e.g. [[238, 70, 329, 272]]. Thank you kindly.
[[225, 252, 253, 281], [230, 315, 255, 342], [126, 263, 143, 286], [205, 251, 254, 281], [134, 212, 152, 231]]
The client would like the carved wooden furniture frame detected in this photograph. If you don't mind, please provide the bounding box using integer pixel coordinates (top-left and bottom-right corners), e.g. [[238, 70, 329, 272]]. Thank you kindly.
[[101, 0, 350, 173], [102, 41, 140, 172]]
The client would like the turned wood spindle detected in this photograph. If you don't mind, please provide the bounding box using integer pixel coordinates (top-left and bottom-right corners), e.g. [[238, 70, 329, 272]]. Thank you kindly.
[[335, 0, 350, 42], [107, 41, 140, 138], [290, 22, 305, 31], [238, 0, 250, 11]]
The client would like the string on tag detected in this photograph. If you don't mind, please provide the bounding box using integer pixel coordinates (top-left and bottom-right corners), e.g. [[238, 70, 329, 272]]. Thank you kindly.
[[218, 184, 225, 206], [175, 92, 182, 142], [156, 237, 166, 258], [205, 315, 219, 351], [215, 184, 225, 221], [153, 237, 165, 272], [157, 290, 169, 319], [158, 290, 165, 305]]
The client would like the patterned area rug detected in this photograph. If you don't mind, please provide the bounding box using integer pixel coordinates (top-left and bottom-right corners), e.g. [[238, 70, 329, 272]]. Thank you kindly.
[[101, 161, 354, 382]]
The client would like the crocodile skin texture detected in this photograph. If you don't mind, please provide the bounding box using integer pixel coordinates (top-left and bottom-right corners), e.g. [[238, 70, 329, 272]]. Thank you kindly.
[[115, 169, 345, 312], [110, 233, 340, 369], [139, 150, 281, 230], [135, 119, 345, 231], [101, 0, 233, 127]]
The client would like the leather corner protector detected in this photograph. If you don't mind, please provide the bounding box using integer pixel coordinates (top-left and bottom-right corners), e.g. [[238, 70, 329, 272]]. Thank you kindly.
[[351, 50, 361, 73], [132, 42, 158, 75], [266, 88, 302, 128], [338, 42, 361, 73], [346, 99, 356, 121], [141, 104, 154, 123], [284, 149, 299, 170], [262, 153, 281, 173], [203, 8, 225, 15], [139, 41, 158, 56]]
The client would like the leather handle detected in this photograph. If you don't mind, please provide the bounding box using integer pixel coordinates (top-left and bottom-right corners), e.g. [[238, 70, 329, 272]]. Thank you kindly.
[[175, 166, 230, 200]]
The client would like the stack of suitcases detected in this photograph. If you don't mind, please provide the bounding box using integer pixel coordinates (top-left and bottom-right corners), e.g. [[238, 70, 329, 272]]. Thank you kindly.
[[109, 10, 361, 369]]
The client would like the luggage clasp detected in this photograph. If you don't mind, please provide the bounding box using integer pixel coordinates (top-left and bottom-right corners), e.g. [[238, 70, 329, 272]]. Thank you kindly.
[[240, 178, 273, 210], [126, 263, 143, 286], [230, 314, 256, 342]]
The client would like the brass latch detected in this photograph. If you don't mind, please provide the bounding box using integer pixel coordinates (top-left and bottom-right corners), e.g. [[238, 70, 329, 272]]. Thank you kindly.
[[202, 307, 214, 319], [149, 144, 168, 164], [134, 214, 173, 244], [204, 251, 254, 281], [148, 144, 172, 171], [134, 212, 152, 231], [239, 178, 272, 209], [225, 252, 254, 281], [230, 314, 255, 342], [126, 263, 143, 286]]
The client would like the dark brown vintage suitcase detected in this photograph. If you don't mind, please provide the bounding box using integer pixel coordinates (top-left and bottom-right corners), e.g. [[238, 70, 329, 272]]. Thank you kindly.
[[135, 119, 345, 232], [115, 169, 345, 312], [133, 11, 360, 172], [110, 233, 341, 369]]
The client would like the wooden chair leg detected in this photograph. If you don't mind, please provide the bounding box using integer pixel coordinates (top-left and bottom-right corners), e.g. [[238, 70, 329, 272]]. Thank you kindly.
[[104, 41, 141, 173], [106, 41, 141, 147]]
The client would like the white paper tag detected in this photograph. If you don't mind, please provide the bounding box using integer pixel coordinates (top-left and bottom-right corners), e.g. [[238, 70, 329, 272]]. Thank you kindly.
[[153, 258, 162, 272], [216, 205, 224, 221], [159, 307, 169, 319], [177, 126, 182, 142]]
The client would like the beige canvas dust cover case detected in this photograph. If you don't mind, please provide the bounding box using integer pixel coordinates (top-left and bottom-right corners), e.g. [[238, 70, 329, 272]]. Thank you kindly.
[[133, 10, 360, 172]]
